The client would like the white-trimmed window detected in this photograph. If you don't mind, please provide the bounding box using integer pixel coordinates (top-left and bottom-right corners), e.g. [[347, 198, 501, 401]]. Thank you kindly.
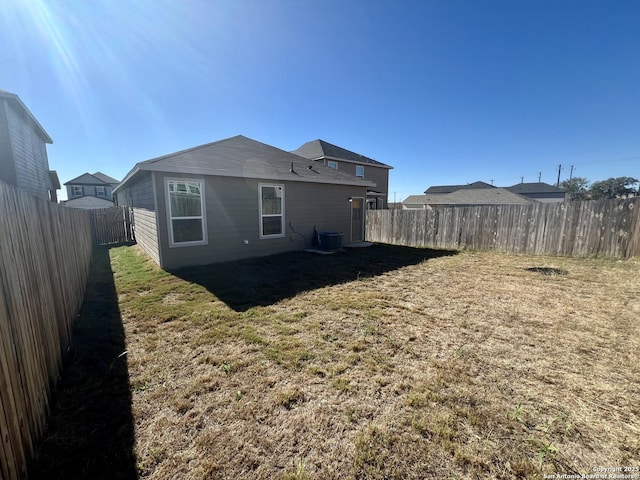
[[327, 160, 338, 169], [356, 165, 364, 178], [96, 186, 106, 197], [259, 184, 284, 238], [72, 186, 83, 196], [166, 179, 207, 246]]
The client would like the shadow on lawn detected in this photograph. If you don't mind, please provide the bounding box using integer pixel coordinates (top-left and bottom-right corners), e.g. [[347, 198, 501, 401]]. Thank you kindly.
[[29, 246, 137, 480], [174, 244, 458, 312]]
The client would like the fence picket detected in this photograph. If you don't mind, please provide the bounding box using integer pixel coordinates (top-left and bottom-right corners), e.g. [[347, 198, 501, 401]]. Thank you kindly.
[[0, 182, 93, 479], [368, 198, 640, 258]]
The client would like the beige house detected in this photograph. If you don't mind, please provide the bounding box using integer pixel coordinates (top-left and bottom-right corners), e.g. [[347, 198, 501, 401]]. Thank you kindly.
[[291, 139, 392, 210], [114, 135, 375, 269]]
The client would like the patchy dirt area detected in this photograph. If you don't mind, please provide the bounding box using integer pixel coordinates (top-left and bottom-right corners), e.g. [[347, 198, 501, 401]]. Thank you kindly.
[[33, 244, 640, 479]]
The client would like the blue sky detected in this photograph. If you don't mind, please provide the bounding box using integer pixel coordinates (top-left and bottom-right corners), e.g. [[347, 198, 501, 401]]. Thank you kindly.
[[2, 0, 639, 202]]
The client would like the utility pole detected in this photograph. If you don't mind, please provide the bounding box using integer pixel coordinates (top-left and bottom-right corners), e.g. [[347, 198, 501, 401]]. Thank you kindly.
[[521, 176, 524, 184], [538, 172, 542, 182], [569, 165, 574, 181], [490, 179, 494, 186], [556, 164, 562, 187]]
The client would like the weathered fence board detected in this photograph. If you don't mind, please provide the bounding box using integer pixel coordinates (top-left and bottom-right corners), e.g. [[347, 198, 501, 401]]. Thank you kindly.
[[0, 182, 93, 479], [367, 198, 640, 258]]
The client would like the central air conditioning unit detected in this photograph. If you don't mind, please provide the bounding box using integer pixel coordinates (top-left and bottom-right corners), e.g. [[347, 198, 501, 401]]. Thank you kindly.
[[318, 231, 343, 251]]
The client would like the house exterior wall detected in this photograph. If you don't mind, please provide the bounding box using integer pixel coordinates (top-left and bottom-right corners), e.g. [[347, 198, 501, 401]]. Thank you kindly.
[[321, 159, 389, 208], [152, 172, 367, 269], [1, 100, 51, 200], [0, 102, 18, 187], [115, 171, 161, 265], [115, 172, 155, 210], [132, 207, 161, 265], [66, 184, 116, 201]]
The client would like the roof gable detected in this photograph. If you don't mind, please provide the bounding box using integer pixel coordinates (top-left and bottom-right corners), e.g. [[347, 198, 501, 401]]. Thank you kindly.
[[64, 172, 111, 185], [292, 139, 392, 169], [92, 172, 120, 184], [116, 135, 376, 193], [0, 90, 52, 144]]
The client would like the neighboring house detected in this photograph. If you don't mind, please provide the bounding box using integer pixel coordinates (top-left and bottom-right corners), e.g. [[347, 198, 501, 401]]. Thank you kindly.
[[291, 139, 392, 210], [424, 180, 494, 194], [113, 135, 375, 269], [402, 188, 532, 209], [63, 195, 116, 209], [0, 89, 59, 201], [506, 182, 566, 203], [63, 172, 119, 209]]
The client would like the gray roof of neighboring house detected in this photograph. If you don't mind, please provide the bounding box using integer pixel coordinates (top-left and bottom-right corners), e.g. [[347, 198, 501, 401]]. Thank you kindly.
[[424, 181, 494, 194], [0, 89, 53, 144], [92, 172, 120, 184], [64, 172, 119, 186], [291, 139, 393, 169], [115, 135, 376, 193], [404, 188, 532, 206], [506, 182, 566, 194]]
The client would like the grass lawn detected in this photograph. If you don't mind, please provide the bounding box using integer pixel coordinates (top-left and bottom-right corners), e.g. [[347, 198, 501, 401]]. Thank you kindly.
[[35, 244, 640, 479]]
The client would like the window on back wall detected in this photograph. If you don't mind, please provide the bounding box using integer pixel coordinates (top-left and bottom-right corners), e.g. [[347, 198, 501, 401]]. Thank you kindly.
[[327, 160, 338, 169], [167, 179, 206, 246], [356, 165, 364, 178], [96, 186, 106, 197], [72, 186, 83, 196], [259, 184, 284, 238]]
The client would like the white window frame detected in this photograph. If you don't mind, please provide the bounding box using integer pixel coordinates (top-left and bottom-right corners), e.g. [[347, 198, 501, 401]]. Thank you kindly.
[[259, 183, 285, 239], [327, 160, 338, 169], [96, 186, 106, 197], [72, 186, 83, 196], [356, 165, 365, 178], [165, 178, 207, 248]]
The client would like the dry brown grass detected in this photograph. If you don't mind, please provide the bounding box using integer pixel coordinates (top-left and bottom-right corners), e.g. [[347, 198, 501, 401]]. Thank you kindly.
[[112, 244, 640, 479]]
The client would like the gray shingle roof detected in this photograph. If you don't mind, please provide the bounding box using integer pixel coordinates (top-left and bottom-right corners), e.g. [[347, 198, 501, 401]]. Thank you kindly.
[[291, 139, 392, 169], [424, 181, 494, 194], [115, 135, 375, 193], [92, 172, 120, 184], [404, 188, 531, 206], [506, 182, 566, 194], [65, 172, 120, 186]]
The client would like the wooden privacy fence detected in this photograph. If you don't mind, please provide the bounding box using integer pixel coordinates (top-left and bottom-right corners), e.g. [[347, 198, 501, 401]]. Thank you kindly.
[[0, 182, 93, 479], [367, 198, 640, 258], [90, 206, 134, 245]]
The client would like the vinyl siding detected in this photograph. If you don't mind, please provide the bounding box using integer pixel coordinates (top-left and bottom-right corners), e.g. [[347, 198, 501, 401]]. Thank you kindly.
[[0, 100, 17, 186], [115, 172, 155, 210], [66, 184, 115, 201], [324, 159, 389, 206], [132, 208, 161, 265], [115, 172, 160, 265], [155, 173, 367, 269], [5, 101, 51, 199]]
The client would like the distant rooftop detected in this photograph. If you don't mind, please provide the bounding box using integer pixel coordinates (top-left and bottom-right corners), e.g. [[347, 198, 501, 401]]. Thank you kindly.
[[424, 181, 494, 194], [506, 182, 566, 194], [405, 188, 531, 206]]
